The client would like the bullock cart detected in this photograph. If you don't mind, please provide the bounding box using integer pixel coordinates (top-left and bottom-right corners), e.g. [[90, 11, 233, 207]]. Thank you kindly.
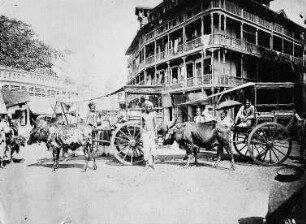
[[220, 82, 296, 166], [183, 82, 297, 166], [94, 85, 164, 165]]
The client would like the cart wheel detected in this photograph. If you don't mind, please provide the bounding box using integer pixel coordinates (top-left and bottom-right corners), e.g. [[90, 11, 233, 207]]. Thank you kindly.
[[111, 122, 144, 165], [247, 122, 292, 166], [233, 130, 250, 157]]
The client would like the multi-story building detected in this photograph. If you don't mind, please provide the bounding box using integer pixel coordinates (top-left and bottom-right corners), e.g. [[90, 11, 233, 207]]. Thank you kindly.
[[126, 0, 305, 122], [0, 66, 78, 100]]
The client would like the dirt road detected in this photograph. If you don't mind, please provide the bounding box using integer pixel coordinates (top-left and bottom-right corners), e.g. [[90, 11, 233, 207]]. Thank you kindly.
[[0, 144, 280, 224]]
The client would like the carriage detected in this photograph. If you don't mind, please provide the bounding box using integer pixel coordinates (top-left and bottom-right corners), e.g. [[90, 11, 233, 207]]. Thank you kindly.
[[215, 82, 297, 166]]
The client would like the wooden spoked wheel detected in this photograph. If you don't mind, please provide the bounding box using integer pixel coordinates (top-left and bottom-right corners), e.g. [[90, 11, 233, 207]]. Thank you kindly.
[[233, 129, 251, 157], [247, 122, 292, 166], [111, 122, 144, 165]]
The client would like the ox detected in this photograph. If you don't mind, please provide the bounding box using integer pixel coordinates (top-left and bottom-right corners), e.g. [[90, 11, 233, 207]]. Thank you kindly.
[[159, 120, 235, 169], [27, 119, 96, 171]]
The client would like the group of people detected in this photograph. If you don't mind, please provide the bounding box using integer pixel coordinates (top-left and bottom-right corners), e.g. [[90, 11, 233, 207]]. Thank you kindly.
[[84, 100, 158, 169], [0, 115, 20, 168], [193, 99, 255, 129]]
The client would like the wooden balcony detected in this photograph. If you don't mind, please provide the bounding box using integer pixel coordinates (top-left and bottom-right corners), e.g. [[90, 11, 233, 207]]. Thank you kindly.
[[208, 34, 302, 65], [163, 74, 250, 91]]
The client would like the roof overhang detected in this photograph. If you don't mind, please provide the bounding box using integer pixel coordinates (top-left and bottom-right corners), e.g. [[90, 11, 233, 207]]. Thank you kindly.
[[179, 82, 296, 105], [106, 85, 163, 97]]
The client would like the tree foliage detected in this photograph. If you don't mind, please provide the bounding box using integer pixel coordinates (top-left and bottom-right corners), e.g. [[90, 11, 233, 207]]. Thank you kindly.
[[0, 15, 60, 72]]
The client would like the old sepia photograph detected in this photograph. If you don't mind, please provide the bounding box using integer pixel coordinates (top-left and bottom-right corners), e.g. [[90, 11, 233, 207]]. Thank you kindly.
[[0, 0, 306, 223]]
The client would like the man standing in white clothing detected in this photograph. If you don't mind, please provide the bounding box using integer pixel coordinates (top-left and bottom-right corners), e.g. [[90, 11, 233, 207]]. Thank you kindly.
[[141, 101, 157, 169]]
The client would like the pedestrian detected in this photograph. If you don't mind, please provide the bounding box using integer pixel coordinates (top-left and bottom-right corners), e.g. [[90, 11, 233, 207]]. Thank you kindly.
[[194, 107, 204, 123], [141, 100, 157, 169], [98, 111, 112, 157], [86, 102, 98, 128]]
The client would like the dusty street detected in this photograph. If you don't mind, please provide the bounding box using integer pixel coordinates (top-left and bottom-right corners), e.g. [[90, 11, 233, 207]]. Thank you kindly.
[[0, 143, 290, 224]]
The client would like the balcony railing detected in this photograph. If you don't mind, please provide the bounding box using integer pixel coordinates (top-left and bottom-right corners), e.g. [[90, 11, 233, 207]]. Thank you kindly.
[[163, 74, 251, 90], [185, 37, 203, 51], [224, 1, 241, 16], [145, 55, 155, 65], [209, 33, 303, 64], [146, 30, 155, 41]]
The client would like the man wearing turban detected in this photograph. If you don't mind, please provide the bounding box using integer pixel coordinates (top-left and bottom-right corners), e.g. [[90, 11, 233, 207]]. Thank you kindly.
[[141, 100, 157, 169]]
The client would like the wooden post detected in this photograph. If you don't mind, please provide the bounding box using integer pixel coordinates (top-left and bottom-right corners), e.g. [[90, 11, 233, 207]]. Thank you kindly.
[[223, 50, 226, 75], [255, 28, 258, 45], [154, 40, 157, 62], [201, 16, 204, 36], [183, 26, 186, 49], [270, 32, 273, 50], [183, 57, 187, 87], [166, 62, 170, 84], [211, 13, 214, 35], [224, 15, 227, 34], [167, 34, 170, 55], [144, 69, 147, 85], [240, 23, 244, 40], [211, 50, 214, 86], [219, 13, 222, 32], [201, 51, 204, 83]]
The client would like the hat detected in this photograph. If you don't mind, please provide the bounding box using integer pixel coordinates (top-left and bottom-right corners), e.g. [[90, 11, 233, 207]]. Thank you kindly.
[[144, 101, 153, 107]]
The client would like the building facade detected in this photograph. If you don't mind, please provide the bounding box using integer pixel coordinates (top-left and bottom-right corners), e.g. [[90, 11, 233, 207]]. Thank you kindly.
[[126, 0, 305, 122], [0, 66, 78, 100]]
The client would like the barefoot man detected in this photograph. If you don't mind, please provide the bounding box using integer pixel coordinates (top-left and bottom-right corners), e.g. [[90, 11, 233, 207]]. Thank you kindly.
[[141, 101, 157, 169]]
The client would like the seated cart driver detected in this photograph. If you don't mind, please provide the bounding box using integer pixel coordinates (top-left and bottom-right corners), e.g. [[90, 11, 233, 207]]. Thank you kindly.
[[235, 99, 255, 127]]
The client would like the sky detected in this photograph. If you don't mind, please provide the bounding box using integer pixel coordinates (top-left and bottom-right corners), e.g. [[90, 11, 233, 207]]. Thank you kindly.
[[0, 0, 305, 99]]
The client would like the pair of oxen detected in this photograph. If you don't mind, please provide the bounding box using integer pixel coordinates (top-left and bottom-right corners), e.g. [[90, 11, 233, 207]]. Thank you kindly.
[[0, 125, 26, 168], [27, 117, 236, 171]]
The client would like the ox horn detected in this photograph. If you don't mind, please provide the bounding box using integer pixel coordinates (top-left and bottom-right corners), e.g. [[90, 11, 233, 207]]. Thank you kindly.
[[167, 117, 178, 129]]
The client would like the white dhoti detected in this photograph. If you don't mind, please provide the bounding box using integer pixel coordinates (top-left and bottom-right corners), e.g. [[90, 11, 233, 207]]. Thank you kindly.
[[142, 130, 156, 162], [0, 143, 6, 159]]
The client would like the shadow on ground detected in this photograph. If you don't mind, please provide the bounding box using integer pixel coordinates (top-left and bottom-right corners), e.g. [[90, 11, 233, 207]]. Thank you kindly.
[[238, 217, 264, 224]]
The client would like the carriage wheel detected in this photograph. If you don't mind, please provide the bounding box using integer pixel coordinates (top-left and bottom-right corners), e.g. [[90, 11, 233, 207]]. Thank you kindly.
[[233, 130, 250, 157], [111, 122, 144, 165], [247, 122, 292, 166]]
